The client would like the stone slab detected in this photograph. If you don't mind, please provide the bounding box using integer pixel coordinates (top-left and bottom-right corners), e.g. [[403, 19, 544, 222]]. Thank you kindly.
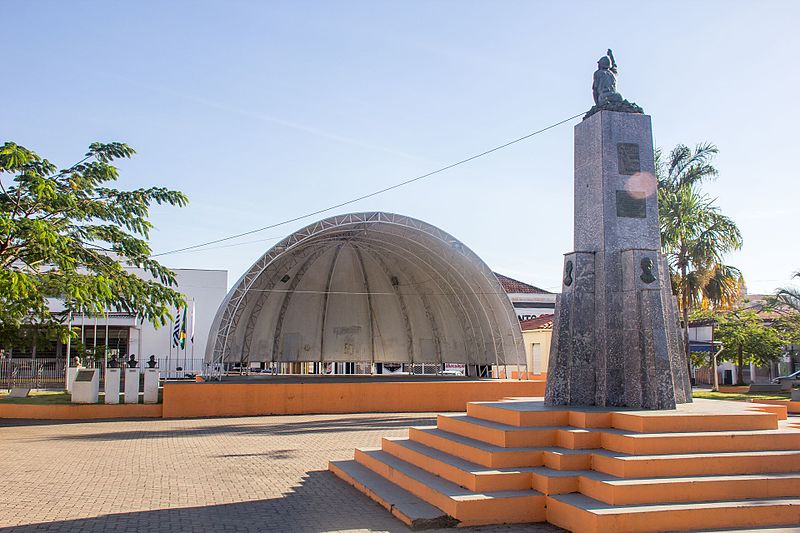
[[8, 388, 30, 398], [329, 459, 455, 529]]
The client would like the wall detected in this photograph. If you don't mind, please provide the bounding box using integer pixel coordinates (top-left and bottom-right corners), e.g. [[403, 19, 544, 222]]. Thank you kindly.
[[522, 328, 552, 375], [131, 268, 227, 365], [162, 380, 546, 418], [508, 292, 557, 321]]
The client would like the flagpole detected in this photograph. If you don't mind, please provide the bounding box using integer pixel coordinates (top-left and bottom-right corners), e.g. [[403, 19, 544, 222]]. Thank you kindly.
[[64, 311, 72, 390], [104, 306, 109, 379], [80, 306, 85, 367], [182, 304, 188, 377], [167, 315, 172, 379], [190, 299, 196, 374]]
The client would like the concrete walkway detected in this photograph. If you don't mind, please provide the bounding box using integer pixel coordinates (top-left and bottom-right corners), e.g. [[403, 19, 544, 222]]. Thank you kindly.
[[0, 413, 562, 532]]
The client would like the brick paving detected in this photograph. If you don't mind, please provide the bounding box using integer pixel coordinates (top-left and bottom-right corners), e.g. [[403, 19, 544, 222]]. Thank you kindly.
[[0, 413, 562, 532]]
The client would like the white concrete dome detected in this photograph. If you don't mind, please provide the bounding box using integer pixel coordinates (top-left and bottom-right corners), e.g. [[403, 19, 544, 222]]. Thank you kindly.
[[206, 212, 524, 367]]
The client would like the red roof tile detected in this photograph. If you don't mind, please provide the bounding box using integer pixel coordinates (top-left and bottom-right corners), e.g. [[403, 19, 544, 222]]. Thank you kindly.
[[520, 314, 554, 331], [494, 273, 552, 295]]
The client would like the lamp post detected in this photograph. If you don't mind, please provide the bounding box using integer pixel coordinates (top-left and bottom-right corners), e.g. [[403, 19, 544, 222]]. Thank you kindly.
[[712, 341, 723, 392]]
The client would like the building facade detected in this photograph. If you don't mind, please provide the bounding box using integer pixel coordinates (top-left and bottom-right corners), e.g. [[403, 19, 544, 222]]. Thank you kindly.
[[494, 273, 556, 321]]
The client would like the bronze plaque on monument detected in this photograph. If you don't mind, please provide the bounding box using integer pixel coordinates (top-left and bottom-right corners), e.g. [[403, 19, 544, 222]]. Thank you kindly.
[[75, 369, 96, 382], [616, 190, 646, 218], [617, 143, 641, 175]]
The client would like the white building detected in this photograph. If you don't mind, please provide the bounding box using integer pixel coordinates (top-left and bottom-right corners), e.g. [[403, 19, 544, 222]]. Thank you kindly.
[[494, 273, 557, 321], [9, 268, 227, 376]]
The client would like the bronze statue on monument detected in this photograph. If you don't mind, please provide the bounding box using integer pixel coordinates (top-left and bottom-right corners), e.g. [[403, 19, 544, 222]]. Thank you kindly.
[[585, 49, 644, 119]]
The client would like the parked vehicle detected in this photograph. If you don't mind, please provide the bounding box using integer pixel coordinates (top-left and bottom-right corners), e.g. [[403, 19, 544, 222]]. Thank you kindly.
[[771, 369, 800, 386]]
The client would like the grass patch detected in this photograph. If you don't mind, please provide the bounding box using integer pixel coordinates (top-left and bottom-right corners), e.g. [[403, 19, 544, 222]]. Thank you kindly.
[[0, 390, 72, 405], [0, 389, 163, 404], [693, 390, 790, 401]]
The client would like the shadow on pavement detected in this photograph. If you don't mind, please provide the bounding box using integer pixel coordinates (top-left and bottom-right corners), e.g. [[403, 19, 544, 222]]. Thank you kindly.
[[37, 415, 439, 442], [0, 469, 562, 533]]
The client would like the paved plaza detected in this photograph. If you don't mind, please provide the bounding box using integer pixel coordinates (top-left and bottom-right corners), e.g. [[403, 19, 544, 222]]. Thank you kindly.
[[0, 413, 562, 532]]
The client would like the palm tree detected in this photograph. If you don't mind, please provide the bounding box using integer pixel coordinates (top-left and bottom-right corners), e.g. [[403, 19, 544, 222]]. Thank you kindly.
[[657, 143, 744, 362], [775, 271, 800, 312]]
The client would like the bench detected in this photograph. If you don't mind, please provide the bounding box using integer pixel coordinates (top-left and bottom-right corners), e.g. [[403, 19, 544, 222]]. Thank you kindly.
[[748, 383, 788, 393]]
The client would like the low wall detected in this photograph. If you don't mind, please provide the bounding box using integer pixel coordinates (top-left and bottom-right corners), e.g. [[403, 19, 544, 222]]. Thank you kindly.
[[0, 403, 162, 420], [162, 379, 546, 419], [748, 399, 800, 414]]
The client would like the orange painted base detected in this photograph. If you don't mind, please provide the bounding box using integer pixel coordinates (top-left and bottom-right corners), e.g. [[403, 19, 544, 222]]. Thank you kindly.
[[330, 398, 800, 532], [749, 398, 800, 414], [161, 380, 546, 418], [0, 403, 162, 420]]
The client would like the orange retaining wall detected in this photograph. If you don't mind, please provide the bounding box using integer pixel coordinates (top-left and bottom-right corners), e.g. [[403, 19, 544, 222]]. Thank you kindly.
[[161, 380, 546, 419], [0, 403, 162, 420], [748, 399, 800, 414]]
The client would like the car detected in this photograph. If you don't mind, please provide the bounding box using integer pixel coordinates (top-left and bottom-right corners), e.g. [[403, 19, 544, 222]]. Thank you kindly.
[[771, 369, 800, 386], [438, 369, 464, 377]]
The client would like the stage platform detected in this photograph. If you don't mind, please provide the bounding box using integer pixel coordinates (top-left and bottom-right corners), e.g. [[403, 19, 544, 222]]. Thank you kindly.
[[161, 377, 546, 418], [208, 374, 504, 384], [331, 397, 800, 532]]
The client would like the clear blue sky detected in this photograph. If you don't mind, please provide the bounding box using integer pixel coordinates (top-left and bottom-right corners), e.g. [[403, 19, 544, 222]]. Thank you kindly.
[[4, 1, 799, 294]]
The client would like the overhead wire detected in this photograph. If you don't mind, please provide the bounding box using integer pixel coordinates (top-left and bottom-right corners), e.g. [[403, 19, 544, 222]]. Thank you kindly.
[[150, 111, 584, 257]]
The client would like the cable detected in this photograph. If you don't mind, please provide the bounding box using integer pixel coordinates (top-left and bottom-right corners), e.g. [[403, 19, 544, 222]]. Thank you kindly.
[[239, 288, 542, 297], [151, 111, 584, 257]]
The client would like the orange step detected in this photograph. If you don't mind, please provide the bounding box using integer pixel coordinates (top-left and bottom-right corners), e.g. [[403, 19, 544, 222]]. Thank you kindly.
[[408, 427, 544, 468], [353, 448, 545, 526], [409, 426, 595, 471], [437, 414, 601, 449], [380, 437, 533, 492], [600, 427, 800, 455], [579, 471, 800, 505], [591, 449, 800, 478], [546, 492, 800, 533], [328, 459, 456, 529], [609, 410, 779, 432], [467, 401, 614, 429]]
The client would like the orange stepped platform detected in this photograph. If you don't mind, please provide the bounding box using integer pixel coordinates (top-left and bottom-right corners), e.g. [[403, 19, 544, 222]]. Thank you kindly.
[[329, 398, 800, 532]]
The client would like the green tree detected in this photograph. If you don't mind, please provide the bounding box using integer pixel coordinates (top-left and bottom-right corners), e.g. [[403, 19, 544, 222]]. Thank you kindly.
[[0, 141, 188, 348], [710, 310, 785, 385], [657, 143, 744, 359], [775, 271, 800, 312]]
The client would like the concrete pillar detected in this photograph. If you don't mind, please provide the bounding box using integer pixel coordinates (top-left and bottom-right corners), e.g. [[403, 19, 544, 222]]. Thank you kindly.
[[104, 368, 120, 404], [124, 368, 139, 404]]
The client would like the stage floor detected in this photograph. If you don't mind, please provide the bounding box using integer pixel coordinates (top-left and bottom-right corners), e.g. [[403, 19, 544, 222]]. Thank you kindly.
[[170, 374, 515, 385]]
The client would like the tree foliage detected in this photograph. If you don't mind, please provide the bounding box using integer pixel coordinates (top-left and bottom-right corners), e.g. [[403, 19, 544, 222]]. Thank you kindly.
[[693, 309, 785, 385], [775, 271, 800, 312], [0, 141, 188, 346], [657, 143, 744, 360]]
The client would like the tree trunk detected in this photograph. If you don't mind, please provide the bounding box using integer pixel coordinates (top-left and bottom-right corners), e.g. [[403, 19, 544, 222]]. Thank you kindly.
[[681, 265, 692, 383], [736, 345, 744, 385]]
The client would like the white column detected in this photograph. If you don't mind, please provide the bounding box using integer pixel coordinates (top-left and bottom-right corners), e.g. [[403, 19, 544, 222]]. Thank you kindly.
[[143, 368, 159, 404], [67, 367, 80, 393], [124, 368, 140, 404], [105, 368, 121, 404]]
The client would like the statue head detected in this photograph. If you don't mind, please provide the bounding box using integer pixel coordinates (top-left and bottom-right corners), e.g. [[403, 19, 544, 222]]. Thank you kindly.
[[597, 56, 611, 69]]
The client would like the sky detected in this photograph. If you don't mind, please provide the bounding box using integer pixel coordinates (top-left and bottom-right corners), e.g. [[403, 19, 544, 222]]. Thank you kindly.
[[3, 0, 799, 294]]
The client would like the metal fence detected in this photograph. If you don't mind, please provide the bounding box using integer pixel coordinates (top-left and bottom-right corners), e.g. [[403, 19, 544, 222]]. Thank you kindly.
[[1, 358, 67, 390]]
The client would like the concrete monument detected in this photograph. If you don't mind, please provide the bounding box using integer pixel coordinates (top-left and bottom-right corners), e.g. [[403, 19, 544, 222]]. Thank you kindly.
[[71, 369, 99, 403], [545, 51, 692, 409]]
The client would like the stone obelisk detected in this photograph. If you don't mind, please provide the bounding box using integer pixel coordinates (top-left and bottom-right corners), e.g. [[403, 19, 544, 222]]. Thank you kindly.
[[544, 51, 692, 409]]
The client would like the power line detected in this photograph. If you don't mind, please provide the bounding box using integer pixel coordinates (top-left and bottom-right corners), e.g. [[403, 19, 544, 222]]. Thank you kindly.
[[151, 111, 584, 257]]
